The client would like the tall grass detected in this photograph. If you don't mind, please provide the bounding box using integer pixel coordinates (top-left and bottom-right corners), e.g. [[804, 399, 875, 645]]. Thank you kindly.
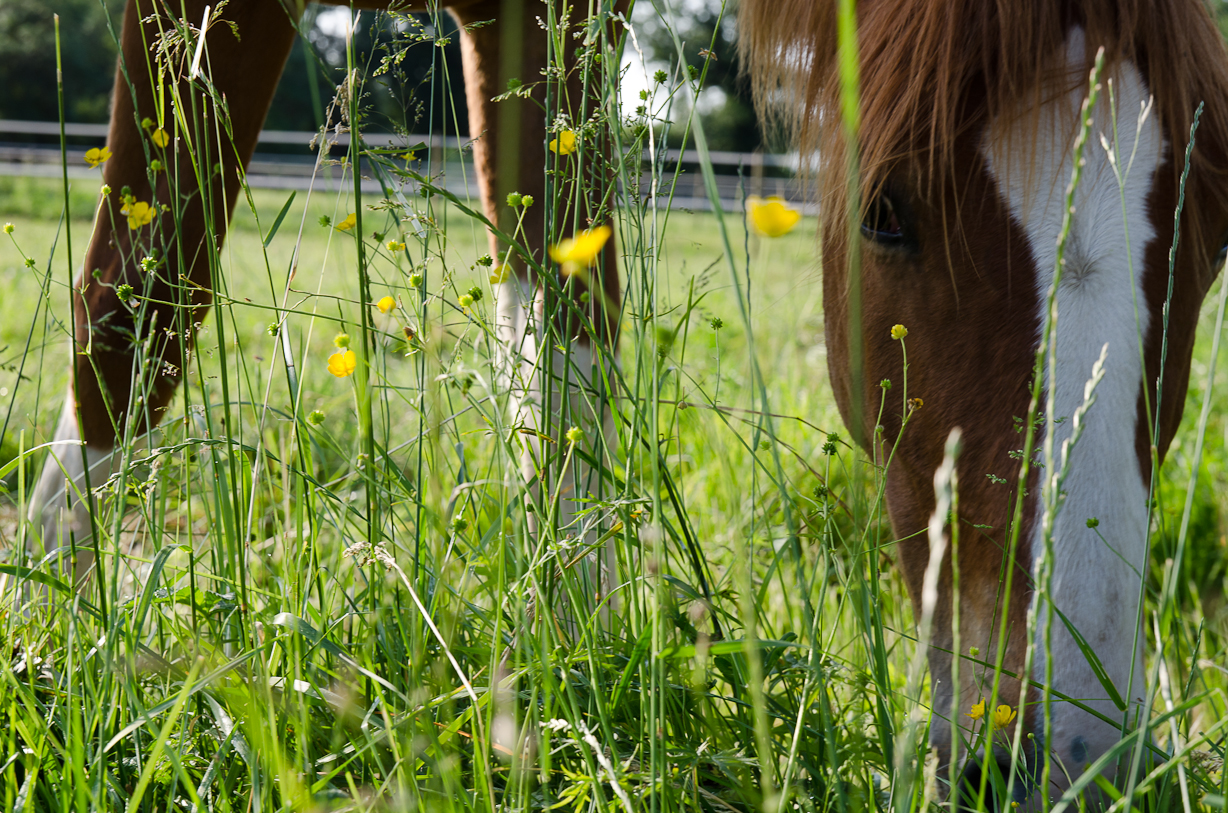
[[0, 2, 1224, 812]]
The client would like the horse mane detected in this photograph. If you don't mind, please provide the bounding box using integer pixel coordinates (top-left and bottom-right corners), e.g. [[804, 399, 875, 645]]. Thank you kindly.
[[739, 0, 1228, 270]]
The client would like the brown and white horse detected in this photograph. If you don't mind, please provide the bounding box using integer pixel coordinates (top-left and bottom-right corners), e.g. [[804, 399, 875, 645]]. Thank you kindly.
[[742, 0, 1228, 804], [23, 0, 1228, 806]]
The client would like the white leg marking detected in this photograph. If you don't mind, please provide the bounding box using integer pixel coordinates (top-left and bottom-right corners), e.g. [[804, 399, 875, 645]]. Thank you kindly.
[[27, 389, 113, 585], [495, 278, 619, 622], [984, 28, 1162, 778]]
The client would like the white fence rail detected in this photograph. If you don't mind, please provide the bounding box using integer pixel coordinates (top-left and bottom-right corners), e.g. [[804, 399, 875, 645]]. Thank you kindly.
[[0, 119, 808, 211]]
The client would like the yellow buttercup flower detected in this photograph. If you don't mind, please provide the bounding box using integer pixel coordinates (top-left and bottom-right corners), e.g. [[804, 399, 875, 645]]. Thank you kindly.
[[336, 213, 357, 232], [386, 239, 406, 252], [120, 200, 155, 230], [376, 296, 397, 314], [747, 195, 801, 237], [84, 146, 112, 168], [327, 349, 357, 378], [151, 128, 169, 148], [891, 324, 909, 340], [967, 700, 985, 721], [993, 705, 1017, 727], [549, 130, 577, 155], [549, 225, 612, 276], [489, 263, 513, 284]]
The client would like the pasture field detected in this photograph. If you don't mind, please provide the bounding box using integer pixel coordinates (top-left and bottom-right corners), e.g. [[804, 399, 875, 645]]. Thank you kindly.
[[0, 7, 1227, 812]]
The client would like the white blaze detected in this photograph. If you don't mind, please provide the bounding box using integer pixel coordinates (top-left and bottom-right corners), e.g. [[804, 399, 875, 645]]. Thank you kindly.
[[984, 28, 1161, 779]]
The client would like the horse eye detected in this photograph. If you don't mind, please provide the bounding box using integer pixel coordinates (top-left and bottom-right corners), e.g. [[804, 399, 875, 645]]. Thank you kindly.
[[861, 194, 910, 248]]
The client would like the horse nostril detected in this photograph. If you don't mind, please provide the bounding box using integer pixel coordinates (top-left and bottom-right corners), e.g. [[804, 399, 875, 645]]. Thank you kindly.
[[957, 753, 1025, 812]]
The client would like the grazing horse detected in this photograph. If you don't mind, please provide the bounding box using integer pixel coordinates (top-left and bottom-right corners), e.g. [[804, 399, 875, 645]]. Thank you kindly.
[[27, 0, 622, 587], [742, 0, 1228, 804]]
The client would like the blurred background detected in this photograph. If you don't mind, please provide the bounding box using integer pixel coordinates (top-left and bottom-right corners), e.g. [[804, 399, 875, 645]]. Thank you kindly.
[[0, 0, 768, 151]]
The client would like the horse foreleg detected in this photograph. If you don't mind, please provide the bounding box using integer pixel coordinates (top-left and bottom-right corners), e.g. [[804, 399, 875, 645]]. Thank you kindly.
[[26, 0, 298, 587], [454, 0, 624, 629]]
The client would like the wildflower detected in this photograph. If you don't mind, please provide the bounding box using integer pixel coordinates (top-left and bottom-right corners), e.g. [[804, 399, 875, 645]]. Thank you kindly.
[[1086, 517, 1099, 528], [466, 285, 483, 303], [565, 426, 584, 444], [969, 646, 980, 657], [101, 184, 111, 196], [344, 541, 395, 568], [458, 293, 475, 309], [409, 273, 423, 288], [908, 397, 924, 411], [747, 195, 801, 238], [386, 239, 406, 252], [403, 151, 417, 162], [967, 700, 986, 721], [506, 192, 523, 207], [318, 215, 332, 228], [654, 69, 668, 84], [84, 146, 112, 168], [993, 705, 1017, 727], [151, 128, 169, 148], [3, 223, 12, 234], [891, 324, 909, 340], [116, 283, 134, 303], [549, 130, 577, 155], [150, 159, 163, 172], [307, 410, 326, 425], [489, 263, 512, 284], [336, 213, 357, 231], [140, 117, 153, 131], [709, 317, 723, 330], [327, 349, 357, 377], [880, 378, 892, 389], [120, 200, 155, 230], [521, 194, 534, 207], [333, 332, 351, 349], [376, 296, 398, 314], [24, 257, 35, 268], [821, 432, 839, 455], [549, 225, 612, 276]]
